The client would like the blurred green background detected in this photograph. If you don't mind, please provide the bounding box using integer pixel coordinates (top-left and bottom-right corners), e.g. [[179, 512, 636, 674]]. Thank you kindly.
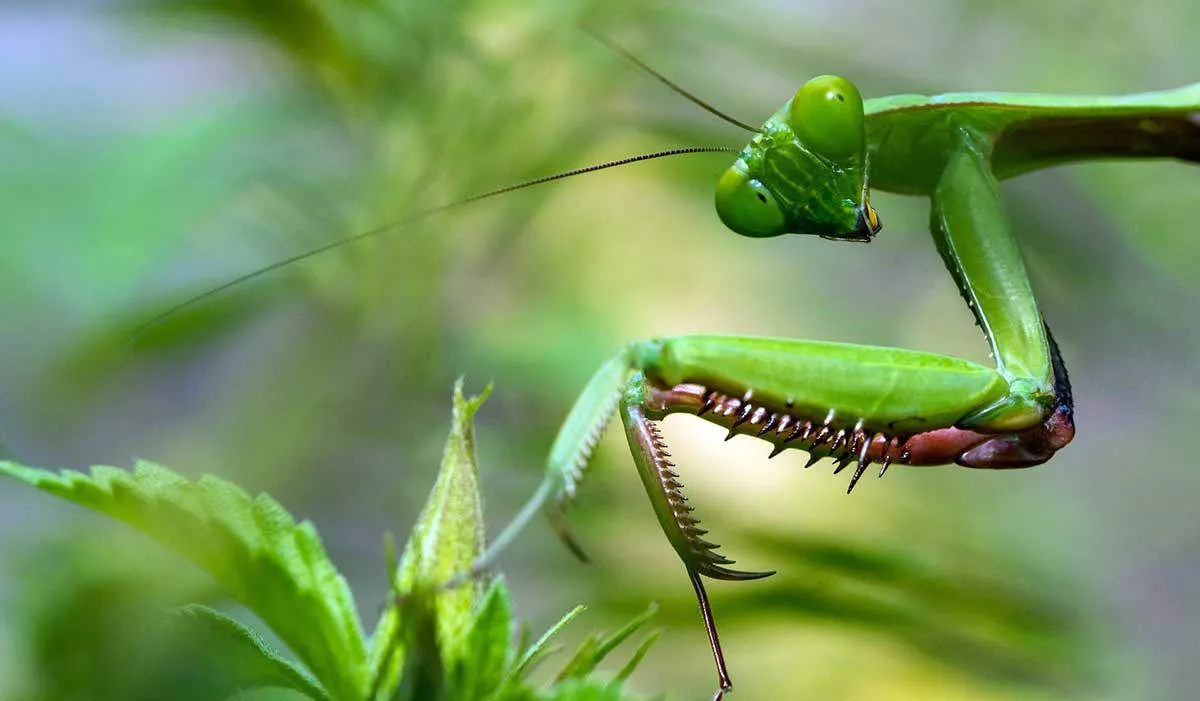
[[1, 1, 1198, 699]]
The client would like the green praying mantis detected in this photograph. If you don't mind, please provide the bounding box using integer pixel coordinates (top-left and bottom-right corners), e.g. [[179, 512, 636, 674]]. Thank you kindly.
[[146, 41, 1200, 700]]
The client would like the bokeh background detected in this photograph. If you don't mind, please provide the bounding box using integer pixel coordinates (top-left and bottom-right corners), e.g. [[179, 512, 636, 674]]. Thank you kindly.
[[1, 1, 1198, 699]]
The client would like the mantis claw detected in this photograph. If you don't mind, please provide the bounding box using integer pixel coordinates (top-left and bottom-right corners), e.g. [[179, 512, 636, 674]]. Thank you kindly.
[[847, 459, 870, 494], [730, 404, 754, 430], [698, 563, 776, 582], [878, 456, 894, 478], [615, 327, 1073, 691]]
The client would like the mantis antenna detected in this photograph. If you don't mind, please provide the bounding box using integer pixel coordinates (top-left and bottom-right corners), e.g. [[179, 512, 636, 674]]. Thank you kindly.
[[586, 30, 762, 134], [132, 145, 738, 338], [135, 37, 756, 337]]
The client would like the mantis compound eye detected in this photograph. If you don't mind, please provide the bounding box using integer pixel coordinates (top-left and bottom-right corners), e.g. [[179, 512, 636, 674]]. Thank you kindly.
[[714, 165, 788, 238], [788, 75, 866, 163]]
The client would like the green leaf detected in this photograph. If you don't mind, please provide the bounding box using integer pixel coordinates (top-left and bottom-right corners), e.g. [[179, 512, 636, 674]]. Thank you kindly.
[[170, 604, 328, 700], [388, 587, 447, 701], [540, 679, 647, 701], [554, 604, 659, 683], [368, 379, 492, 695], [510, 605, 587, 684], [0, 460, 367, 700], [226, 691, 315, 701], [611, 630, 660, 685], [450, 578, 513, 701]]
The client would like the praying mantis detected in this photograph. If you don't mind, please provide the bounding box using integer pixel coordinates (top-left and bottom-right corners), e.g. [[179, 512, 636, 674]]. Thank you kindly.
[[148, 42, 1200, 700]]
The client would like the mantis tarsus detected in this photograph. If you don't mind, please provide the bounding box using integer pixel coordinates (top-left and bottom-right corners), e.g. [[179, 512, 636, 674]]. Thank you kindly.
[[149, 42, 1200, 700]]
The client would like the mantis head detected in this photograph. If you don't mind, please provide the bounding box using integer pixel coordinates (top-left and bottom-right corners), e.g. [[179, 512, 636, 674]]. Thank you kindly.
[[715, 75, 881, 242]]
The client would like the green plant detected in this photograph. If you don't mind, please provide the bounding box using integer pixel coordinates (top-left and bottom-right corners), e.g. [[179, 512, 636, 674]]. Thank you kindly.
[[0, 381, 655, 701]]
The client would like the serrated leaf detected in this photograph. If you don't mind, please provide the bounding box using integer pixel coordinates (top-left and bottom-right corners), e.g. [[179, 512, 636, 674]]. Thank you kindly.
[[171, 604, 328, 700], [554, 604, 658, 683], [450, 578, 513, 701], [368, 379, 491, 695], [0, 460, 367, 700]]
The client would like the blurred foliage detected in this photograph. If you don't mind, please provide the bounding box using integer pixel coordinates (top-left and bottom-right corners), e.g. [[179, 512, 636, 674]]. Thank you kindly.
[[1, 0, 1198, 699]]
